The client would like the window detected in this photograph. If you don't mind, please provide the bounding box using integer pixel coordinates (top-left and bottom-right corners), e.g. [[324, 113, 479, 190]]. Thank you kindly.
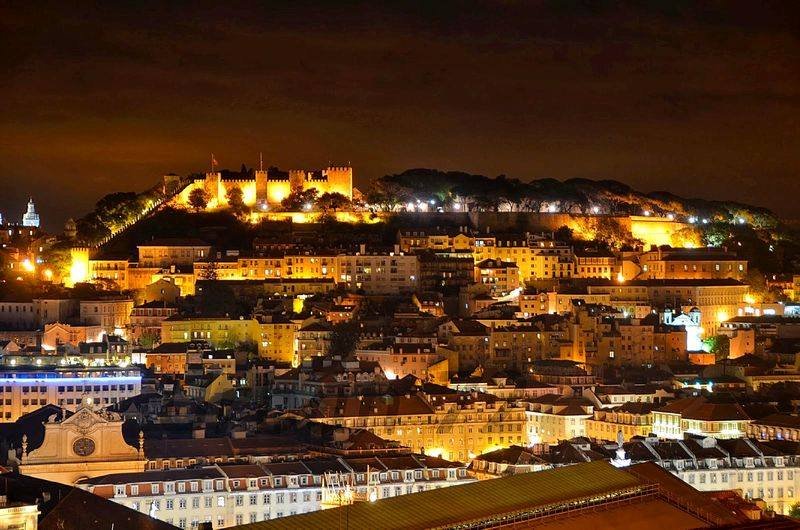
[[217, 496, 225, 507]]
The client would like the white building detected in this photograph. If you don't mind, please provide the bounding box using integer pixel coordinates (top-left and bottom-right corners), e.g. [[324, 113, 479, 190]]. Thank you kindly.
[[79, 455, 473, 528], [618, 435, 800, 516], [523, 394, 594, 444], [0, 366, 142, 422], [21, 198, 39, 228]]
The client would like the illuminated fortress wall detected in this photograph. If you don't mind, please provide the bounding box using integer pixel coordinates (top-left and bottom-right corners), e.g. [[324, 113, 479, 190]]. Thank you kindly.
[[171, 165, 353, 210], [629, 216, 688, 247]]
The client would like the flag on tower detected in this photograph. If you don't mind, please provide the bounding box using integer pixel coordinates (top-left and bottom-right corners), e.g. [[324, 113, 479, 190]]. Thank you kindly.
[[211, 153, 218, 170]]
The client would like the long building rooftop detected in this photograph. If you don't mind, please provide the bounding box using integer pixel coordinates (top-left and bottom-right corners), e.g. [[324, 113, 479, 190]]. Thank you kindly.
[[234, 461, 657, 530]]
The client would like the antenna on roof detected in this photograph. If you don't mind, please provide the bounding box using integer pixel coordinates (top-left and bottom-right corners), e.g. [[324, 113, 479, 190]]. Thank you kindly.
[[259, 152, 263, 172]]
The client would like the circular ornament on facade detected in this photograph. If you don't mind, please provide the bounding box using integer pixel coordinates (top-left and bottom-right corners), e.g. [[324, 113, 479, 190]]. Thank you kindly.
[[73, 437, 96, 456], [76, 413, 93, 432]]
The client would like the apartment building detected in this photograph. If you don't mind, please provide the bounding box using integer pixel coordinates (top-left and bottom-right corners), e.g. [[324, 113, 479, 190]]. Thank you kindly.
[[79, 298, 135, 336], [336, 248, 419, 295], [522, 394, 594, 444], [138, 239, 212, 268], [652, 397, 751, 440], [0, 365, 142, 421], [314, 393, 526, 462], [80, 455, 473, 528]]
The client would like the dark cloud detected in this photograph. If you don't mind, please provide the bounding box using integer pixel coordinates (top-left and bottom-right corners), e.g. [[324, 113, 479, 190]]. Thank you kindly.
[[1, 0, 799, 229]]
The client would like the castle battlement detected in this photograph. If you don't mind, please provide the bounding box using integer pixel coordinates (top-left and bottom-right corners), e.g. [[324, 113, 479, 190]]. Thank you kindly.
[[174, 163, 353, 210]]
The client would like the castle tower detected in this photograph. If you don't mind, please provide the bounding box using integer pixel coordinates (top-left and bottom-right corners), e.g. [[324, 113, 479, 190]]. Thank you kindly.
[[255, 169, 269, 210], [163, 173, 181, 194], [203, 172, 222, 206], [324, 166, 353, 199], [67, 247, 90, 287], [22, 198, 40, 228], [288, 169, 306, 190]]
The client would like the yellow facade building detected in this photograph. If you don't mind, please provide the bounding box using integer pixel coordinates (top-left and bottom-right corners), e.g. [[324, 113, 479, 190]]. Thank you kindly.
[[585, 402, 655, 442], [314, 393, 526, 462]]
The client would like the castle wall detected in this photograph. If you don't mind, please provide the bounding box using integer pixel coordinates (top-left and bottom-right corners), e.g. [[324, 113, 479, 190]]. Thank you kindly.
[[266, 179, 292, 205]]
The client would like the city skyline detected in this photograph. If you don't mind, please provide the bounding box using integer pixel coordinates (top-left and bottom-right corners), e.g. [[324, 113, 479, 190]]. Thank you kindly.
[[3, 1, 800, 230], [4, 3, 800, 529]]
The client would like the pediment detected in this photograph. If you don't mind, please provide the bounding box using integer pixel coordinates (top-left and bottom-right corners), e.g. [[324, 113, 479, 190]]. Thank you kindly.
[[59, 404, 123, 431]]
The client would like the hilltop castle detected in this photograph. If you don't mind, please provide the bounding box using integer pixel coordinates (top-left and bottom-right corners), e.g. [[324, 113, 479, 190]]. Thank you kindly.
[[173, 165, 353, 210]]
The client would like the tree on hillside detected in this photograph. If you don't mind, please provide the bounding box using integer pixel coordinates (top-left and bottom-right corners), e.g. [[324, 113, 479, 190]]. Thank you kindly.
[[199, 260, 219, 281], [188, 188, 209, 211], [554, 226, 574, 242], [237, 339, 259, 359], [281, 186, 319, 211], [95, 192, 139, 225], [197, 281, 242, 317], [76, 213, 112, 244], [226, 186, 249, 218], [329, 322, 359, 358], [703, 335, 730, 361], [138, 329, 159, 349], [316, 192, 351, 213]]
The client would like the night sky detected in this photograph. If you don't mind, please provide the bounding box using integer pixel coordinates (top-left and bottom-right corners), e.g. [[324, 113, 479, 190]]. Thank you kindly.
[[2, 1, 799, 230]]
